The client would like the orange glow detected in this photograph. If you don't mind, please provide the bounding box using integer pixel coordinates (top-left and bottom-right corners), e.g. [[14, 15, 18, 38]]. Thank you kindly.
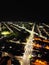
[[33, 43, 49, 50], [7, 59, 11, 65], [34, 59, 47, 65], [45, 46, 49, 50], [34, 38, 42, 41], [34, 37, 49, 43], [33, 44, 42, 48], [43, 40, 49, 43]]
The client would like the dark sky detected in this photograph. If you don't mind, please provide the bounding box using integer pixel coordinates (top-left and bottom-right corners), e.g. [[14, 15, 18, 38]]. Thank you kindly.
[[0, 10, 49, 24], [0, 1, 49, 23]]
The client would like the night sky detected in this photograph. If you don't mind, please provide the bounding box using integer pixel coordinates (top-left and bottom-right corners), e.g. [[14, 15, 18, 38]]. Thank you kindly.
[[0, 10, 49, 24], [0, 1, 49, 23]]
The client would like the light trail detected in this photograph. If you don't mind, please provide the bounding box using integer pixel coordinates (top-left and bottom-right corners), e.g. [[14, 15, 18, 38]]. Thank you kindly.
[[40, 35, 47, 39], [10, 23, 25, 29], [7, 40, 26, 45], [37, 25, 47, 39], [9, 23, 31, 33], [7, 22, 21, 31], [39, 26, 43, 28], [10, 23, 40, 35], [37, 25, 42, 35], [3, 22, 13, 33], [7, 22, 47, 41], [9, 24, 21, 31], [43, 23, 49, 28], [43, 28, 49, 36], [22, 23, 35, 65], [7, 40, 20, 44], [12, 23, 47, 39]]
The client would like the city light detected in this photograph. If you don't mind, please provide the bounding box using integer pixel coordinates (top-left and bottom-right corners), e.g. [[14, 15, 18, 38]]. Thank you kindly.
[[0, 22, 49, 65], [1, 31, 11, 36], [34, 59, 47, 65]]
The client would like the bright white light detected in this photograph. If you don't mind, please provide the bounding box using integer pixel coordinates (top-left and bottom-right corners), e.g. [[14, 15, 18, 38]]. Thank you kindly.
[[9, 46, 12, 48], [38, 54, 41, 57], [16, 41, 20, 43], [39, 26, 43, 28], [1, 31, 11, 35], [2, 46, 5, 49]]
